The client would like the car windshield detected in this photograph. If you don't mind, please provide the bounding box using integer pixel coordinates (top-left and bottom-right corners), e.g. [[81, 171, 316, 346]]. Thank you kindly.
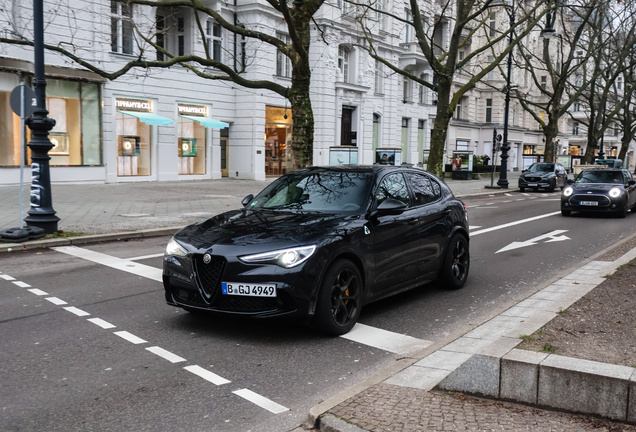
[[576, 170, 624, 184], [249, 171, 375, 212], [528, 163, 554, 172]]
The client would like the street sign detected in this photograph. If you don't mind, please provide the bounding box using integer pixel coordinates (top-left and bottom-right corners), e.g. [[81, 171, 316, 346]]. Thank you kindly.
[[496, 230, 570, 254], [10, 84, 37, 118]]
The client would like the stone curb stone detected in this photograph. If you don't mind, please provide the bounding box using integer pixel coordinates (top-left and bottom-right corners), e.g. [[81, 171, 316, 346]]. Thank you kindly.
[[319, 414, 370, 432], [500, 349, 548, 404]]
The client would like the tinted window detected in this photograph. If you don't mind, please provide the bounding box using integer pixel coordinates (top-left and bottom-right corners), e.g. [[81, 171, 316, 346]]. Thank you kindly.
[[528, 163, 555, 172], [375, 173, 410, 207], [250, 171, 374, 212], [406, 172, 441, 206], [576, 170, 624, 184]]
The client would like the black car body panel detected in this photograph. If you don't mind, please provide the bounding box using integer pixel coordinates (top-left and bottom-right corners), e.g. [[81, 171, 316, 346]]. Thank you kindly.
[[162, 165, 469, 328], [561, 169, 636, 215]]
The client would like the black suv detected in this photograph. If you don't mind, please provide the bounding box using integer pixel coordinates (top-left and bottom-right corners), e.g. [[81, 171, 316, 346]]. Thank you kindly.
[[519, 162, 568, 192]]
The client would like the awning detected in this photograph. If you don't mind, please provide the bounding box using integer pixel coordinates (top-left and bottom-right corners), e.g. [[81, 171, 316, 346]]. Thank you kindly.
[[179, 115, 229, 129], [117, 111, 174, 126]]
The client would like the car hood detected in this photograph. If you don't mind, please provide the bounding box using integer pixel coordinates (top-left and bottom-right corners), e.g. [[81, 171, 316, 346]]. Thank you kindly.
[[570, 183, 624, 193], [174, 209, 352, 250], [521, 172, 553, 178]]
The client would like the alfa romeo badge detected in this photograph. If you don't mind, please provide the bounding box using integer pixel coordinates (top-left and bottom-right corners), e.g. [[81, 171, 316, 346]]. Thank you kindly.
[[203, 253, 212, 264]]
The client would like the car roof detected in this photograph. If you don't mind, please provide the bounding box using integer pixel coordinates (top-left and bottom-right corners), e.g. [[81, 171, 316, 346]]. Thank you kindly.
[[292, 165, 422, 175], [580, 168, 624, 173]]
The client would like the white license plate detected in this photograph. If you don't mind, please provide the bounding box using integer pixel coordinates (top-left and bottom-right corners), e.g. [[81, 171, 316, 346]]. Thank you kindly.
[[527, 183, 538, 187], [579, 201, 598, 206], [222, 282, 276, 297]]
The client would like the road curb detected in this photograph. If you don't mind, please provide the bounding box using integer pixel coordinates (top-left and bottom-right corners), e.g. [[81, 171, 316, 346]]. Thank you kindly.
[[0, 226, 182, 253]]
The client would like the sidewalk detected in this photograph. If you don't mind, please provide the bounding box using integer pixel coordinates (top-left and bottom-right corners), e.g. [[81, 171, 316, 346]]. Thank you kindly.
[[0, 171, 521, 237]]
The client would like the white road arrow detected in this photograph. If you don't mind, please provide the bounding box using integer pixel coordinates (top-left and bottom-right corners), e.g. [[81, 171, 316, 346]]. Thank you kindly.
[[495, 230, 570, 254]]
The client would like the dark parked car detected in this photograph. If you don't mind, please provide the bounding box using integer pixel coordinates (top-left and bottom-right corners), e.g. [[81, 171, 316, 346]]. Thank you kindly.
[[518, 162, 568, 192], [561, 168, 636, 217], [594, 159, 623, 168], [163, 165, 470, 335]]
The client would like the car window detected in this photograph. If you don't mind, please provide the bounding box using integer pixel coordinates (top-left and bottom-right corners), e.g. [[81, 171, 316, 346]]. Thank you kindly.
[[375, 173, 410, 207], [528, 163, 555, 172], [576, 170, 624, 184], [406, 172, 441, 206]]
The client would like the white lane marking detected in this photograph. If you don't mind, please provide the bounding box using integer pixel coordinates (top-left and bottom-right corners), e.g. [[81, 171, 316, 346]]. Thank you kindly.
[[496, 230, 570, 254], [468, 226, 482, 230], [233, 389, 289, 414], [486, 202, 495, 205], [516, 198, 525, 201], [28, 288, 48, 296], [64, 306, 90, 317], [471, 211, 561, 237], [87, 318, 116, 329], [146, 346, 186, 363], [502, 200, 512, 203], [521, 193, 530, 196], [0, 274, 16, 281], [184, 365, 231, 385], [539, 199, 560, 201], [52, 246, 162, 282], [13, 281, 31, 288], [505, 193, 513, 197], [46, 297, 67, 305], [475, 206, 499, 209], [340, 323, 432, 355], [128, 253, 165, 261], [114, 331, 147, 344]]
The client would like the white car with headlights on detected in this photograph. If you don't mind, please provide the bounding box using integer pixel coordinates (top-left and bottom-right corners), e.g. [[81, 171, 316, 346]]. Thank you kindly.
[[561, 168, 636, 217]]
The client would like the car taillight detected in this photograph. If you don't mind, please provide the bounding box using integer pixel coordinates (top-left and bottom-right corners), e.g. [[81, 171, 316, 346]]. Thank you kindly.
[[463, 204, 467, 211]]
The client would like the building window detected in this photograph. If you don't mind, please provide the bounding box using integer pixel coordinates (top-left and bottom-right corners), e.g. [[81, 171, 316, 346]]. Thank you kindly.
[[156, 15, 165, 61], [458, 50, 464, 75], [401, 118, 409, 159], [487, 56, 494, 80], [116, 99, 154, 176], [177, 17, 185, 56], [618, 76, 623, 90], [111, 1, 133, 54], [177, 104, 208, 175], [456, 140, 469, 151], [417, 119, 425, 158], [486, 98, 492, 123], [265, 106, 293, 176], [206, 20, 222, 62], [419, 73, 426, 104], [541, 75, 547, 90], [374, 60, 384, 94], [403, 75, 412, 103], [403, 9, 412, 43], [489, 13, 496, 37], [276, 33, 292, 77], [573, 121, 579, 135], [573, 101, 580, 111], [338, 46, 350, 83]]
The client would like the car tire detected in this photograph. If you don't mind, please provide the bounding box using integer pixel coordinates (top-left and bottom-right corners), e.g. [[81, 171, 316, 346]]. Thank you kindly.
[[561, 209, 571, 216], [441, 233, 470, 290], [519, 187, 525, 192], [313, 259, 362, 336], [618, 203, 628, 218], [548, 181, 556, 193]]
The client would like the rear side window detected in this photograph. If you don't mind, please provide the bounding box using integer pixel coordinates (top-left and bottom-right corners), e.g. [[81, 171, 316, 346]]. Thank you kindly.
[[375, 173, 410, 207], [406, 172, 441, 206]]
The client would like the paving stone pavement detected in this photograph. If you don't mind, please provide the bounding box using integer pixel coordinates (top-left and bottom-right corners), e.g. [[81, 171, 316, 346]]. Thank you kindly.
[[328, 384, 633, 432]]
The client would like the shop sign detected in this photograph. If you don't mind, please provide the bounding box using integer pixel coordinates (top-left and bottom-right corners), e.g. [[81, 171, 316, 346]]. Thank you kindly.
[[178, 104, 208, 117], [266, 106, 292, 124], [116, 98, 152, 112]]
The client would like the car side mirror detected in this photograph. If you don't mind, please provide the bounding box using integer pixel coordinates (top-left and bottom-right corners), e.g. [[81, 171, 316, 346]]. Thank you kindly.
[[241, 194, 254, 207], [522, 169, 528, 173], [567, 179, 574, 185], [629, 180, 636, 186], [376, 198, 407, 215]]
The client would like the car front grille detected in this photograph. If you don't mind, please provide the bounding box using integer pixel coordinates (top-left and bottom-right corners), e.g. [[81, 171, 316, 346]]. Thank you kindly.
[[569, 194, 611, 206], [524, 176, 544, 182], [193, 254, 226, 299], [216, 296, 279, 312]]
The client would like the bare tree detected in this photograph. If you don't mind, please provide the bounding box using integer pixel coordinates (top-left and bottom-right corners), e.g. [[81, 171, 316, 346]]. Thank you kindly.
[[0, 0, 326, 168]]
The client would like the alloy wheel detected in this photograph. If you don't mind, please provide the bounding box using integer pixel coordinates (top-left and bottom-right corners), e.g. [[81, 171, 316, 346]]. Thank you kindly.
[[329, 268, 360, 327]]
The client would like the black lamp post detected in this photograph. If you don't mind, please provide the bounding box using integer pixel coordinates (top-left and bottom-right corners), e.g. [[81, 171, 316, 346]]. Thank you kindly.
[[497, 0, 517, 188], [24, 0, 59, 233]]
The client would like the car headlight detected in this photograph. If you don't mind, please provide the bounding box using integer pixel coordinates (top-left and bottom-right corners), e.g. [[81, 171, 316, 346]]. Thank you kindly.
[[563, 187, 573, 197], [165, 237, 188, 257], [609, 188, 621, 198], [239, 245, 316, 268]]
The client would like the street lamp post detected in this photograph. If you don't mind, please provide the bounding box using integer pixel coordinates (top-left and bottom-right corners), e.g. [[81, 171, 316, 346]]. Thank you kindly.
[[24, 0, 59, 233], [497, 0, 516, 189]]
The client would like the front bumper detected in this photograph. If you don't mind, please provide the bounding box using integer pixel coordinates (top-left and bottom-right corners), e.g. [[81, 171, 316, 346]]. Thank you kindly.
[[519, 177, 555, 189], [561, 193, 625, 213], [162, 251, 319, 320]]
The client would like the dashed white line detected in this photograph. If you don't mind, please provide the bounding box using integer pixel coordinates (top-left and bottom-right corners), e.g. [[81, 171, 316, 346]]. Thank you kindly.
[[233, 389, 289, 414], [87, 318, 116, 329], [146, 346, 186, 363], [0, 274, 16, 281], [184, 365, 231, 385], [114, 331, 147, 344], [521, 193, 530, 196], [64, 306, 90, 317], [504, 193, 513, 197], [27, 288, 48, 296], [46, 297, 67, 305], [340, 323, 432, 355], [12, 281, 31, 287]]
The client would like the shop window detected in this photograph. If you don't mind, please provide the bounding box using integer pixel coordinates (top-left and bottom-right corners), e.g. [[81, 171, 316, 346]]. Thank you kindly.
[[276, 33, 292, 78], [372, 113, 381, 151], [111, 0, 133, 54], [0, 75, 101, 167], [401, 118, 409, 158], [265, 106, 293, 176], [178, 105, 208, 175], [116, 110, 151, 176]]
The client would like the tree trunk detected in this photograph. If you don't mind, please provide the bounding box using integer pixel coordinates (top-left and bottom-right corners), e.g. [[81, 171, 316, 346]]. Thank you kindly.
[[289, 76, 314, 169], [428, 79, 453, 178], [543, 120, 558, 163]]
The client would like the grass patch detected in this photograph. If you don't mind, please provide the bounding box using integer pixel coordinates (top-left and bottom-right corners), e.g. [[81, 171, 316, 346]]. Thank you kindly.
[[542, 343, 557, 353], [519, 334, 535, 342], [557, 308, 569, 316], [44, 230, 84, 239]]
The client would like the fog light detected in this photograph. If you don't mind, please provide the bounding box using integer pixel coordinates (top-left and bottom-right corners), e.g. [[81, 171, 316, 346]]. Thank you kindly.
[[564, 203, 570, 207], [611, 204, 616, 208]]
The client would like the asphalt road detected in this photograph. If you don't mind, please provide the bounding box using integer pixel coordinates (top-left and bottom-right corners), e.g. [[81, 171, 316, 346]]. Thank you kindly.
[[1, 190, 635, 432]]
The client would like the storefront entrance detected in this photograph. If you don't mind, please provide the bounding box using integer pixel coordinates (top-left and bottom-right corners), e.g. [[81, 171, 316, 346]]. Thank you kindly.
[[265, 106, 292, 176], [220, 127, 229, 177]]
